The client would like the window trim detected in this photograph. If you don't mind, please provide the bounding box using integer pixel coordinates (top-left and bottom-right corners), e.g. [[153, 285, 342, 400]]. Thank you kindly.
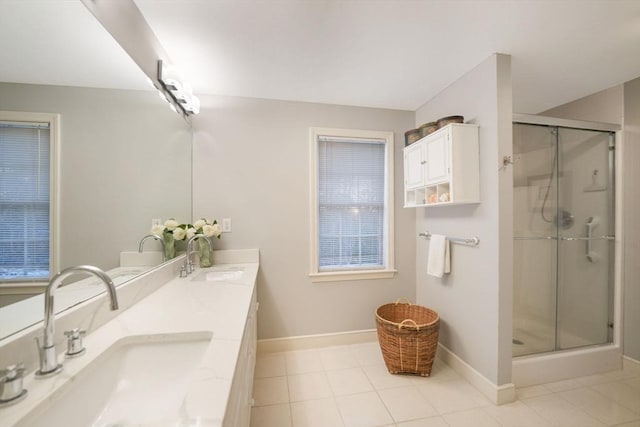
[[309, 127, 395, 282], [0, 111, 60, 281]]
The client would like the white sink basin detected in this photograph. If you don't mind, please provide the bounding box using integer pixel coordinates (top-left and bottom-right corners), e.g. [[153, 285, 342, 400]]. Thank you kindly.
[[192, 266, 245, 282], [17, 333, 211, 427]]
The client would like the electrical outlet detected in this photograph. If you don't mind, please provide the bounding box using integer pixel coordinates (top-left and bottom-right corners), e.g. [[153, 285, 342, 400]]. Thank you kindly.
[[222, 218, 232, 233], [152, 218, 161, 227]]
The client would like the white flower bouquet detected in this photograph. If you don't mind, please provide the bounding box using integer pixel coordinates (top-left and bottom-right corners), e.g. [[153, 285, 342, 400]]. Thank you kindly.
[[150, 218, 222, 263]]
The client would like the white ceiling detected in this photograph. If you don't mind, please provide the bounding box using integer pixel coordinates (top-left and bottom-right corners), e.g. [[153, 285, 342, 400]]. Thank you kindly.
[[2, 0, 640, 113]]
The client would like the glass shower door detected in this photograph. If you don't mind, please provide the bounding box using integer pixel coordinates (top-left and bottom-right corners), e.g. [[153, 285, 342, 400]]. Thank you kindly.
[[556, 127, 614, 350], [513, 123, 615, 357], [513, 124, 559, 356]]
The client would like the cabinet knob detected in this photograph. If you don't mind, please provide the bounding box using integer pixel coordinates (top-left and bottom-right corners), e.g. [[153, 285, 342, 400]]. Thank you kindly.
[[420, 160, 427, 165]]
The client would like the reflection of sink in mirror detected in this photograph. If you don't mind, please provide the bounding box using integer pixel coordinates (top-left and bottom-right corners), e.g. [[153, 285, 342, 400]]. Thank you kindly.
[[192, 266, 245, 282], [16, 333, 211, 427], [0, 266, 150, 340], [86, 268, 145, 287]]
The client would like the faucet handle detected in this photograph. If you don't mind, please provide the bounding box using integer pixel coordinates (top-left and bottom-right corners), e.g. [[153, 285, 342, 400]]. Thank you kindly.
[[1, 363, 25, 381], [0, 363, 27, 407], [64, 328, 86, 357]]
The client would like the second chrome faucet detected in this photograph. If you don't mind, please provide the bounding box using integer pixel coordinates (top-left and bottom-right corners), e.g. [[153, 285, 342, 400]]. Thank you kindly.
[[181, 234, 213, 277]]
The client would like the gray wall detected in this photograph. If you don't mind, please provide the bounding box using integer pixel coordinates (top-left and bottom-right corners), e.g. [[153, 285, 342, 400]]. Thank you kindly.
[[623, 77, 640, 361], [414, 54, 514, 386], [192, 95, 415, 339], [0, 82, 192, 272]]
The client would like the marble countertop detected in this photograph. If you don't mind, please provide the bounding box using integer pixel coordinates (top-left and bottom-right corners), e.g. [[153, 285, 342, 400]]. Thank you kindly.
[[0, 250, 259, 427]]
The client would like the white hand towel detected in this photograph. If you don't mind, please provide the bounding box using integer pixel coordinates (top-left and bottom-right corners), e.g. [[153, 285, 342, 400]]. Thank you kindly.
[[427, 234, 451, 278]]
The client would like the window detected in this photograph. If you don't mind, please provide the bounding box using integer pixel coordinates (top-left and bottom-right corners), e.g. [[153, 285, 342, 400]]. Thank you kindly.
[[0, 112, 59, 282], [309, 127, 395, 282]]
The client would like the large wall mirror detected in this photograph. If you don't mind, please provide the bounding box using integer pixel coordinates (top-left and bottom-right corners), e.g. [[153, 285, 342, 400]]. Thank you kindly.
[[0, 1, 192, 340]]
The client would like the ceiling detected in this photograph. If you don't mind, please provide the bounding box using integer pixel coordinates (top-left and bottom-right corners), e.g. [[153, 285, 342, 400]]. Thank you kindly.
[[2, 0, 640, 113]]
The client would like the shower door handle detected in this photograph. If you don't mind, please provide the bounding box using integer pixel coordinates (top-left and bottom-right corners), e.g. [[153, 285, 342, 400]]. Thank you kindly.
[[585, 216, 599, 263], [558, 235, 615, 264], [558, 236, 614, 240]]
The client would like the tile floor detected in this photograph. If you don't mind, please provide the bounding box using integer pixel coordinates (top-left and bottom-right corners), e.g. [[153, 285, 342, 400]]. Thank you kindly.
[[250, 341, 640, 427]]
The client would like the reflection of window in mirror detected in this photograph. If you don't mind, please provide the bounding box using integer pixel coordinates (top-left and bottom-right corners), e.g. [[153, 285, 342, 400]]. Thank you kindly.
[[0, 112, 59, 282]]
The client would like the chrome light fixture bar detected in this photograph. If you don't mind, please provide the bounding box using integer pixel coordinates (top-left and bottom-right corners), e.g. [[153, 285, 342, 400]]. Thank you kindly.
[[157, 60, 200, 116]]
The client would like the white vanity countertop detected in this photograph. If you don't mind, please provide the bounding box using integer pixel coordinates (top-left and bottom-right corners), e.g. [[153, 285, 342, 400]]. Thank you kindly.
[[1, 252, 259, 427]]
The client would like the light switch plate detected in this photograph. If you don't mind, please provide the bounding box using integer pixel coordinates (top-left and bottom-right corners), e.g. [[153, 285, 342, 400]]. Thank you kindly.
[[222, 218, 232, 233]]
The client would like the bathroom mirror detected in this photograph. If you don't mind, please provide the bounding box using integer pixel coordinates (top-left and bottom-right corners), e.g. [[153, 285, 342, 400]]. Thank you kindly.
[[0, 2, 192, 340]]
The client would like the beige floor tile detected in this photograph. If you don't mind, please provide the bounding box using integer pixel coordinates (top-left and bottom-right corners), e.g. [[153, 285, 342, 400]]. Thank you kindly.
[[442, 408, 501, 427], [362, 364, 414, 390], [336, 391, 394, 427], [542, 378, 585, 393], [250, 403, 292, 427], [396, 416, 449, 427], [522, 393, 605, 426], [290, 397, 345, 427], [327, 367, 374, 396], [515, 384, 552, 400], [482, 400, 553, 427], [252, 376, 289, 406], [560, 387, 640, 425], [352, 342, 386, 366], [288, 371, 333, 402], [417, 379, 491, 414], [590, 381, 640, 413], [627, 377, 640, 392], [320, 346, 360, 371], [285, 349, 324, 375], [254, 353, 287, 378], [378, 385, 438, 422]]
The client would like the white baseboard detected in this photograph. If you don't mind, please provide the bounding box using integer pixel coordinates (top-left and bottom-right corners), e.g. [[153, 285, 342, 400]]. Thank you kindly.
[[437, 343, 515, 405], [623, 355, 640, 370], [257, 329, 378, 354]]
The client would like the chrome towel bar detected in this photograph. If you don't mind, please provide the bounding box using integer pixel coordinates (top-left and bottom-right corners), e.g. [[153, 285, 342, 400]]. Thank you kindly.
[[418, 231, 480, 246]]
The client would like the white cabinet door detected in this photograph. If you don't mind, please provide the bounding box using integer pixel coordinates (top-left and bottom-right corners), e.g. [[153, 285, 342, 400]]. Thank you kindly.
[[424, 130, 450, 185], [404, 142, 425, 189]]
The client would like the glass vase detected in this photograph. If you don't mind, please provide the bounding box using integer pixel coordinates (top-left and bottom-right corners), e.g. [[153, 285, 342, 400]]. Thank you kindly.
[[199, 239, 212, 267], [163, 232, 176, 260]]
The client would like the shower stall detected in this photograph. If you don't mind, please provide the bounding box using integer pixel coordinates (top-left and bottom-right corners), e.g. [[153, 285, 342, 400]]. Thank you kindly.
[[511, 114, 621, 385]]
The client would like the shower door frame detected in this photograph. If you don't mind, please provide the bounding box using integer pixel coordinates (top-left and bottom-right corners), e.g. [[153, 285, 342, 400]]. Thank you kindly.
[[512, 113, 624, 385]]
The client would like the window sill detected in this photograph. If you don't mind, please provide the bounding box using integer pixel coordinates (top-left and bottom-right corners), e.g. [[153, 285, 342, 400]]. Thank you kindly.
[[309, 269, 396, 283]]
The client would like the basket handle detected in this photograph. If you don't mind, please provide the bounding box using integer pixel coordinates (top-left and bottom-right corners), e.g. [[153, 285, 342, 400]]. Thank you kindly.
[[394, 297, 412, 305], [398, 319, 420, 330]]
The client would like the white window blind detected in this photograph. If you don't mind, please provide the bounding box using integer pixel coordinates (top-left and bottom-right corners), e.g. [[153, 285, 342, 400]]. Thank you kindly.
[[0, 121, 51, 281], [317, 136, 386, 271]]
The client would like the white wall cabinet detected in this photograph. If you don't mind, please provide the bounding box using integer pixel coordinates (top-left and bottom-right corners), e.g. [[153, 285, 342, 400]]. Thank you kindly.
[[403, 123, 479, 207]]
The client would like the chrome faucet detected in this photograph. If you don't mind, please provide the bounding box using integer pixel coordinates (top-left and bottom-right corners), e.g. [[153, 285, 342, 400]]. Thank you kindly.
[[35, 265, 119, 377], [182, 234, 213, 276], [138, 234, 167, 262]]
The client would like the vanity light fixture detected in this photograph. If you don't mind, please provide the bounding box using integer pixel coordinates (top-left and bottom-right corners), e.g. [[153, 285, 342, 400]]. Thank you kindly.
[[157, 60, 200, 116]]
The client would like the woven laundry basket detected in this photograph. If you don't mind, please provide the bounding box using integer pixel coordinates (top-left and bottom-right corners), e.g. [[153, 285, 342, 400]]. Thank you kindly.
[[375, 299, 440, 376]]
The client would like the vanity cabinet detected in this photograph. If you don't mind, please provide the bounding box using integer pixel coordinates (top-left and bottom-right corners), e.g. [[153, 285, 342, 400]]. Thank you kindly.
[[403, 123, 479, 207], [224, 287, 258, 427]]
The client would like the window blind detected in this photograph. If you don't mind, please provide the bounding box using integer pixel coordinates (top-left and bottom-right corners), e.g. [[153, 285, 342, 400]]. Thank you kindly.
[[318, 137, 386, 271], [0, 121, 50, 280]]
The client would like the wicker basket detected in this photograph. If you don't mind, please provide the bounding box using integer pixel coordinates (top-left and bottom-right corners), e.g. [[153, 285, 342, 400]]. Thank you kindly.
[[375, 299, 439, 376]]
